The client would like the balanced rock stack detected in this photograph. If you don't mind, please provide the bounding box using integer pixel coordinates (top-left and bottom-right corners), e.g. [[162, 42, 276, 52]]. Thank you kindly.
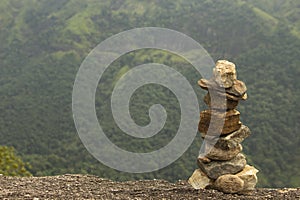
[[188, 60, 259, 194]]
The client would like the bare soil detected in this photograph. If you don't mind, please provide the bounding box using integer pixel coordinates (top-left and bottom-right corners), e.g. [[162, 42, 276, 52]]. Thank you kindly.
[[0, 174, 299, 199]]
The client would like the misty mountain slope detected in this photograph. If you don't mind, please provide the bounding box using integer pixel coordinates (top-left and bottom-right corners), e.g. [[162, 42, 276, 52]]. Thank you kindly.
[[0, 0, 299, 187], [242, 0, 300, 37]]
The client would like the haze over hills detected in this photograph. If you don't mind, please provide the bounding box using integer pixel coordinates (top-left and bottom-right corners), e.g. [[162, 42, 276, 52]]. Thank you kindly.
[[0, 0, 299, 187]]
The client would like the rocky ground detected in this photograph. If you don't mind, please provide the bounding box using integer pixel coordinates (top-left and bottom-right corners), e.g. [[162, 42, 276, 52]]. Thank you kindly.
[[0, 174, 299, 199]]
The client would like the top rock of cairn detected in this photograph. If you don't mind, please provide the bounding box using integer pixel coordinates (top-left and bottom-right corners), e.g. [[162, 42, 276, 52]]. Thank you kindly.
[[198, 60, 247, 104], [213, 60, 237, 88]]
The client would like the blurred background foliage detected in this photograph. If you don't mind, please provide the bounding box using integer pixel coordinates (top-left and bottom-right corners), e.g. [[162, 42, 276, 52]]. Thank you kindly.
[[0, 0, 299, 187]]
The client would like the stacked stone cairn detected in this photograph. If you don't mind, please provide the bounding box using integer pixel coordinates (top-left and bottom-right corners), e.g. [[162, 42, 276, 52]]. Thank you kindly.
[[188, 60, 259, 194]]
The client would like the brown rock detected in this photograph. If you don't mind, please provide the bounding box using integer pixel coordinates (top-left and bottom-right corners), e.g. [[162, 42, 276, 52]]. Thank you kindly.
[[197, 155, 211, 164], [204, 92, 239, 110], [241, 93, 248, 100], [236, 165, 259, 192], [213, 60, 237, 88], [222, 121, 242, 135], [197, 153, 247, 179], [214, 174, 244, 194], [204, 143, 243, 161], [198, 109, 241, 136], [188, 169, 213, 189]]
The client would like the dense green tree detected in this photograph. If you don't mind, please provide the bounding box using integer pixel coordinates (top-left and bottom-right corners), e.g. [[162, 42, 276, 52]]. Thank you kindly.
[[0, 146, 31, 176]]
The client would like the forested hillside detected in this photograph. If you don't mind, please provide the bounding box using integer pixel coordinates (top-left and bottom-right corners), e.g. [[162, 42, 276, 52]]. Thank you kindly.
[[0, 0, 299, 187]]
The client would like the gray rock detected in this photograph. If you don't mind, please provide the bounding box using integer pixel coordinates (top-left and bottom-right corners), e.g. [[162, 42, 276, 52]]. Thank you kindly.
[[207, 125, 251, 150], [204, 143, 243, 161], [198, 78, 247, 101], [197, 153, 247, 179], [213, 60, 237, 88], [214, 174, 244, 194], [226, 80, 247, 97]]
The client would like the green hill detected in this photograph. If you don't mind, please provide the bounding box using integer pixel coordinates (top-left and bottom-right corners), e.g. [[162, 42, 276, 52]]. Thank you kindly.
[[0, 0, 299, 187]]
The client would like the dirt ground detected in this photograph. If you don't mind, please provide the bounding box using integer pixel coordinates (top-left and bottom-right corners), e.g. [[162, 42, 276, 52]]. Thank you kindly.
[[0, 174, 299, 199]]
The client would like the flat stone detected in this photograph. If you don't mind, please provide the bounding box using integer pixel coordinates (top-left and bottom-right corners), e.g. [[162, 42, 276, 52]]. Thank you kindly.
[[207, 125, 251, 150], [198, 109, 241, 136], [197, 155, 211, 164], [226, 91, 248, 101], [204, 92, 239, 110], [198, 79, 220, 90], [198, 79, 247, 101], [203, 143, 243, 161], [241, 93, 247, 100], [188, 169, 213, 189], [226, 80, 247, 97], [213, 60, 237, 88], [222, 121, 242, 135], [197, 153, 247, 179], [236, 165, 259, 192], [214, 174, 244, 194]]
